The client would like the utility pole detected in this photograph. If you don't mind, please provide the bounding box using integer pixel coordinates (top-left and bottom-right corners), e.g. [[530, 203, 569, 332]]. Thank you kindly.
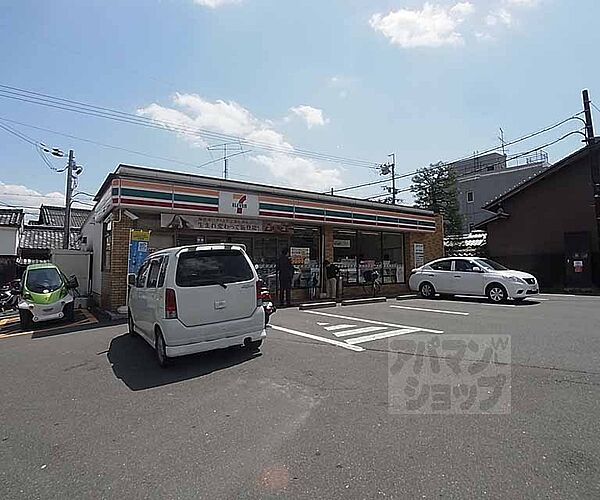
[[389, 153, 396, 205], [377, 153, 397, 204], [582, 89, 595, 143], [582, 89, 600, 266], [63, 149, 75, 249]]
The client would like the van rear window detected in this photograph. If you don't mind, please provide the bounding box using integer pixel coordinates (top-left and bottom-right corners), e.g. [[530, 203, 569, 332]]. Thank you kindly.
[[176, 250, 253, 287]]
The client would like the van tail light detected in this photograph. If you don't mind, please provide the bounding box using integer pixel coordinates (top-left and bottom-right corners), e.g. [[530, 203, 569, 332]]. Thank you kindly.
[[165, 288, 178, 319], [256, 279, 264, 307]]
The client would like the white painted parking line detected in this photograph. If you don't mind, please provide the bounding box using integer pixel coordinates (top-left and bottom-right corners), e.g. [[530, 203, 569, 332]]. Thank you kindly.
[[305, 310, 444, 334], [324, 324, 357, 331], [346, 328, 420, 345], [269, 325, 365, 352], [390, 305, 470, 316], [332, 326, 387, 337]]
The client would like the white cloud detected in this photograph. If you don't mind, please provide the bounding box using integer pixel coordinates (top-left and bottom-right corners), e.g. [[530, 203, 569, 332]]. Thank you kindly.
[[193, 0, 240, 8], [0, 182, 64, 210], [486, 8, 512, 26], [137, 94, 342, 191], [369, 2, 474, 48], [289, 105, 329, 129], [250, 154, 342, 192]]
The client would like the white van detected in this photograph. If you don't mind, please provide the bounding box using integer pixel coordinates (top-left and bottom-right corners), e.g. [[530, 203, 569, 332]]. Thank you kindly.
[[128, 244, 266, 367]]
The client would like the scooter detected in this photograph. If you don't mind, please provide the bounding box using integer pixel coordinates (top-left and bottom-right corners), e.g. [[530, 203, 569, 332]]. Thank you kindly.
[[260, 286, 276, 326], [0, 280, 20, 312]]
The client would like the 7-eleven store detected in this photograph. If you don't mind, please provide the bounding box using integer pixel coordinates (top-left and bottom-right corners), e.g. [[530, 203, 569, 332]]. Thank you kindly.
[[82, 164, 444, 311]]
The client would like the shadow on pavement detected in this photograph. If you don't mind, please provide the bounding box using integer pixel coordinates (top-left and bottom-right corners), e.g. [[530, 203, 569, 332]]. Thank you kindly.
[[107, 333, 261, 391], [436, 295, 542, 306]]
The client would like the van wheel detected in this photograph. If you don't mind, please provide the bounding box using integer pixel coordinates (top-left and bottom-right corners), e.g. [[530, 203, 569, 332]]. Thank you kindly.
[[247, 339, 263, 352], [155, 330, 170, 368], [487, 283, 507, 303], [128, 311, 137, 336], [64, 302, 75, 322], [19, 309, 33, 330], [419, 282, 435, 299]]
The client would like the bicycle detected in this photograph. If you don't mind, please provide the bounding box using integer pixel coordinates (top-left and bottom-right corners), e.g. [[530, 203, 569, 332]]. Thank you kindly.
[[361, 269, 382, 297]]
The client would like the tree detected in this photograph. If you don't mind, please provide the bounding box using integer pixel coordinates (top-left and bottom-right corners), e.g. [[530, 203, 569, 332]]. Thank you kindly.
[[411, 162, 463, 235]]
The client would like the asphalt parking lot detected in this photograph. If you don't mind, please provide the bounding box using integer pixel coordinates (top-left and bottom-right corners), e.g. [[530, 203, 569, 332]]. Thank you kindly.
[[1, 294, 599, 499]]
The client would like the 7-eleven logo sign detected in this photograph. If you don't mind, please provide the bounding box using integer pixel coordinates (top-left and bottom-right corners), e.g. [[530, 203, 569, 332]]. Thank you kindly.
[[232, 194, 248, 214]]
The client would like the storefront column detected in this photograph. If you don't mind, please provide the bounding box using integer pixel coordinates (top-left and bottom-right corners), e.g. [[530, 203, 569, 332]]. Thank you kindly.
[[103, 210, 136, 312], [323, 225, 334, 262], [404, 215, 445, 271]]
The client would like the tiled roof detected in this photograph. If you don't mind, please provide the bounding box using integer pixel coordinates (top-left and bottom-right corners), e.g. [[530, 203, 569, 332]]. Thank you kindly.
[[444, 231, 487, 257], [0, 208, 24, 227], [35, 205, 91, 228], [20, 226, 81, 251]]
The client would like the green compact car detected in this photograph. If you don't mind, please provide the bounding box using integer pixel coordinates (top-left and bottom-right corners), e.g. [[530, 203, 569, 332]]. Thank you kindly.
[[17, 263, 79, 330]]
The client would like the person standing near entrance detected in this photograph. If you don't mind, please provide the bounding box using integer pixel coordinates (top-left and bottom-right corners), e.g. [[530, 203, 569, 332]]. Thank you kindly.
[[323, 260, 339, 299], [277, 248, 294, 306]]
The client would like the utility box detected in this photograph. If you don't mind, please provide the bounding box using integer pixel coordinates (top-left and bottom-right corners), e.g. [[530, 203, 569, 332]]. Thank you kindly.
[[51, 249, 92, 296]]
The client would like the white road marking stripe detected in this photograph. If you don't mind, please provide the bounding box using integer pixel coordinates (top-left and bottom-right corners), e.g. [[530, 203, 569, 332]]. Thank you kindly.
[[390, 305, 469, 316], [305, 310, 443, 334], [333, 326, 387, 337], [269, 325, 365, 352], [346, 328, 420, 345], [317, 322, 329, 326], [324, 324, 357, 331]]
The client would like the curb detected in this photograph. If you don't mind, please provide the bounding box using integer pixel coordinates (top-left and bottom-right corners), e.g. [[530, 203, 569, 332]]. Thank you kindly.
[[299, 301, 337, 311], [341, 297, 387, 306], [396, 294, 418, 301]]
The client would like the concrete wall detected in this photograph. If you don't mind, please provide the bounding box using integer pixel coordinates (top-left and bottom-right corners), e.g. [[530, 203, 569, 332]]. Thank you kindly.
[[81, 218, 103, 296], [457, 162, 550, 232], [0, 227, 19, 256]]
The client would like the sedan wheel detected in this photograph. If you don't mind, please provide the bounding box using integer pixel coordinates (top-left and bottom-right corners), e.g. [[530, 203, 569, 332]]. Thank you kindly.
[[487, 285, 507, 303], [419, 282, 435, 299]]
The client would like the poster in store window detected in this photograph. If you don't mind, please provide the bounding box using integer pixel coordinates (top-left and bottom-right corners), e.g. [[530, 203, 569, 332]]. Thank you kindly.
[[290, 247, 310, 265], [413, 243, 425, 268], [128, 229, 151, 275]]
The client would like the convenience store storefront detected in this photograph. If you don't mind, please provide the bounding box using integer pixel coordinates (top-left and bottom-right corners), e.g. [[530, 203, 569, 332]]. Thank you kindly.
[[84, 165, 443, 311]]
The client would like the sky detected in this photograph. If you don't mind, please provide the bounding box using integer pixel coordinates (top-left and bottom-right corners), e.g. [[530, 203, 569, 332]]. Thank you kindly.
[[1, 0, 600, 217]]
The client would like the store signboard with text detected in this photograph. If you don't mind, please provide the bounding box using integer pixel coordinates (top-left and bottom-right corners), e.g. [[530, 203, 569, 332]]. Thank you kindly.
[[128, 229, 151, 274], [160, 214, 291, 233]]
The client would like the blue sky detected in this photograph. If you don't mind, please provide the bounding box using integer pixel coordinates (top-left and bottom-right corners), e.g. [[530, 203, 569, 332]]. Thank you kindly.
[[1, 0, 599, 214]]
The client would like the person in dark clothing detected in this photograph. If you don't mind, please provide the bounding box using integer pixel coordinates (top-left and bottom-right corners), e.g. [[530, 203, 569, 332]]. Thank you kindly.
[[323, 259, 339, 299], [277, 248, 294, 306]]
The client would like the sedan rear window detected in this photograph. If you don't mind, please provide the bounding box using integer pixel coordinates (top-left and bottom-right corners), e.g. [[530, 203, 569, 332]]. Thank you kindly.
[[176, 250, 253, 287]]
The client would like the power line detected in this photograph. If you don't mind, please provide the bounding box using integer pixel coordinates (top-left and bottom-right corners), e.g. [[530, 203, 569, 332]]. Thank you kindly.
[[334, 126, 584, 195], [0, 84, 380, 169], [0, 116, 258, 182], [591, 101, 600, 115]]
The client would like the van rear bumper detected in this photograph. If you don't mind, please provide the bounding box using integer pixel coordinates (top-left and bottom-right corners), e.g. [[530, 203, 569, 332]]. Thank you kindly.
[[165, 329, 266, 357]]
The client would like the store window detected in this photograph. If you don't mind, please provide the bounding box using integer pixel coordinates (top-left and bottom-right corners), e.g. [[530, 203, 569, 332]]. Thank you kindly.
[[254, 235, 287, 291], [290, 227, 320, 291], [357, 231, 382, 284], [101, 220, 112, 271], [333, 230, 358, 284], [382, 233, 405, 284]]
